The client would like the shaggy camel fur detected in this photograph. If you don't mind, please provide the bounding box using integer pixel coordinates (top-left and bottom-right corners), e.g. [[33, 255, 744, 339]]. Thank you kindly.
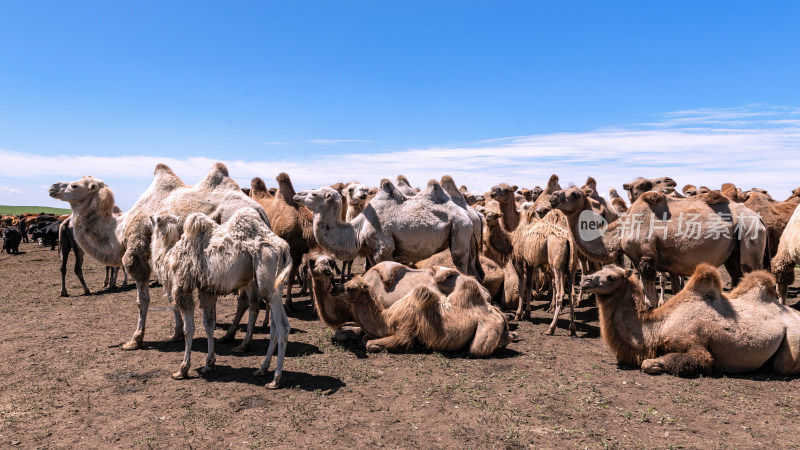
[[337, 263, 515, 357], [550, 186, 767, 308], [609, 188, 628, 214], [582, 264, 800, 376], [294, 180, 482, 279], [744, 190, 800, 260], [247, 173, 314, 311], [772, 204, 800, 304], [395, 175, 418, 197], [414, 251, 505, 306], [152, 209, 292, 387], [622, 177, 677, 203], [511, 207, 578, 335], [49, 163, 270, 350]]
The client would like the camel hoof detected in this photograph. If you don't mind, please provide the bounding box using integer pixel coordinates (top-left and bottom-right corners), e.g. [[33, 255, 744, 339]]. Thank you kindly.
[[522, 311, 531, 321], [60, 291, 69, 297], [254, 369, 267, 377], [171, 371, 188, 380], [198, 365, 214, 375], [167, 333, 185, 343], [121, 339, 142, 351], [365, 343, 382, 353], [545, 328, 555, 336], [641, 359, 666, 374], [82, 289, 91, 295], [218, 333, 235, 343], [231, 343, 250, 353], [266, 380, 280, 389]]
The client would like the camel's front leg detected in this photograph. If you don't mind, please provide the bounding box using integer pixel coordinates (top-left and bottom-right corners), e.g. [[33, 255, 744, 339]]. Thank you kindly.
[[365, 334, 414, 353], [233, 283, 260, 353], [546, 268, 565, 336], [469, 316, 504, 357], [641, 346, 712, 376], [220, 288, 250, 343], [637, 257, 659, 309], [73, 247, 90, 295], [122, 281, 151, 350], [513, 261, 528, 321], [172, 291, 196, 379], [255, 286, 291, 389], [198, 291, 217, 374]]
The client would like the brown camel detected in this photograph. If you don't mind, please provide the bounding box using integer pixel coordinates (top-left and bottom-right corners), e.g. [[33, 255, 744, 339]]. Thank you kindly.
[[337, 263, 515, 357], [582, 263, 800, 376], [743, 190, 800, 260], [609, 188, 628, 213], [49, 163, 269, 350], [485, 183, 520, 231], [550, 186, 767, 308], [582, 177, 619, 222]]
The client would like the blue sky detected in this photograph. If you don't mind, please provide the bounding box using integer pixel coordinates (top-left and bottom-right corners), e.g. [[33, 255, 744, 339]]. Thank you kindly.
[[1, 1, 799, 208]]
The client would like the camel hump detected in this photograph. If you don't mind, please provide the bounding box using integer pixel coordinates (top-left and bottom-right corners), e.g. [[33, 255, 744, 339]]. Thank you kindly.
[[433, 267, 461, 284], [702, 191, 728, 205], [420, 179, 450, 203], [546, 174, 561, 192], [184, 212, 215, 238], [276, 172, 297, 199], [455, 276, 487, 305], [729, 270, 779, 300], [380, 179, 395, 193], [153, 164, 186, 189], [251, 177, 270, 197], [197, 163, 229, 188], [584, 176, 597, 190], [684, 263, 723, 299], [410, 284, 441, 311], [396, 174, 411, 185], [276, 172, 291, 184], [640, 191, 665, 205], [440, 176, 467, 204]]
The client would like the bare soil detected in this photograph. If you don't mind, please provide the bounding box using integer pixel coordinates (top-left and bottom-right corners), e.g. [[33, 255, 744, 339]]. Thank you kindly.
[[1, 242, 800, 448]]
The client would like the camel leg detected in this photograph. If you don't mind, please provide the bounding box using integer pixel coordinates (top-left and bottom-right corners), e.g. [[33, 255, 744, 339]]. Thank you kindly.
[[103, 267, 111, 289], [254, 266, 291, 389], [168, 304, 185, 342], [513, 261, 528, 321], [641, 346, 713, 376], [172, 291, 195, 379], [637, 257, 659, 309], [365, 334, 413, 353], [233, 284, 260, 352], [658, 272, 667, 306], [469, 316, 504, 357], [198, 291, 217, 375], [546, 267, 565, 336], [73, 245, 90, 295], [772, 330, 800, 375], [221, 288, 251, 343], [283, 260, 300, 312], [59, 239, 70, 297], [340, 260, 350, 285], [122, 281, 151, 350]]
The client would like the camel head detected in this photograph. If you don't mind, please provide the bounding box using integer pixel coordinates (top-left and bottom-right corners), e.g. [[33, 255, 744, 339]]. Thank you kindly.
[[306, 253, 337, 281], [150, 211, 182, 253], [338, 276, 372, 305], [682, 184, 697, 196], [489, 183, 517, 203], [293, 186, 343, 214], [609, 188, 622, 200], [579, 265, 633, 296], [344, 183, 370, 206], [623, 177, 676, 203], [517, 188, 534, 202], [49, 176, 106, 206], [483, 210, 504, 228], [548, 187, 590, 216]]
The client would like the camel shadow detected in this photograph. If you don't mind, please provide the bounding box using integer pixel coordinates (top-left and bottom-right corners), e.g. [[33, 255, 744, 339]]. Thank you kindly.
[[199, 366, 345, 393], [526, 309, 600, 338], [141, 337, 322, 358]]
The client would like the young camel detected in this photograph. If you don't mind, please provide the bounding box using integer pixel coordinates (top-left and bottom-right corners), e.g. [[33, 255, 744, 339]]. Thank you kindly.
[[337, 263, 515, 357], [152, 209, 292, 387], [550, 186, 767, 308], [294, 180, 481, 279], [581, 264, 800, 376], [340, 182, 372, 283], [49, 163, 269, 350]]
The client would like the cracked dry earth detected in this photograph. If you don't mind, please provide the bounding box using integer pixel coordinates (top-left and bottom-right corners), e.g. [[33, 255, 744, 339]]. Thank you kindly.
[[1, 241, 800, 448]]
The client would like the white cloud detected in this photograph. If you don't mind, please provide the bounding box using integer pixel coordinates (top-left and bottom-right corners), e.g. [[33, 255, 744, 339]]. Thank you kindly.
[[0, 186, 22, 195], [2, 105, 799, 209], [308, 139, 372, 145]]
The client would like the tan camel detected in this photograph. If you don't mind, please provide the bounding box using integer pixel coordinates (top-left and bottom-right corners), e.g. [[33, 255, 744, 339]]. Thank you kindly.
[[337, 263, 515, 357], [744, 190, 800, 260], [485, 183, 520, 231], [517, 187, 542, 203], [622, 177, 677, 202], [294, 180, 482, 279], [151, 209, 292, 387], [459, 185, 485, 206], [511, 205, 578, 335], [772, 204, 800, 304], [582, 263, 800, 376], [49, 163, 269, 350], [474, 208, 519, 310], [550, 186, 767, 307]]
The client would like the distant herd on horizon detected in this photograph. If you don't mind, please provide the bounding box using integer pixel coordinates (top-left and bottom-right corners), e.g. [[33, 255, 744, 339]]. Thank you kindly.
[[3, 163, 800, 387]]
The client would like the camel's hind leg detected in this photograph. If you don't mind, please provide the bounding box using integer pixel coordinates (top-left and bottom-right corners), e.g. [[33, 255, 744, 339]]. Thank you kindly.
[[513, 262, 530, 321], [122, 280, 151, 350], [232, 283, 260, 353], [59, 237, 71, 297], [772, 329, 800, 376], [641, 346, 713, 376], [72, 245, 90, 295], [283, 259, 300, 312], [172, 290, 196, 380], [253, 260, 291, 389], [198, 291, 217, 374]]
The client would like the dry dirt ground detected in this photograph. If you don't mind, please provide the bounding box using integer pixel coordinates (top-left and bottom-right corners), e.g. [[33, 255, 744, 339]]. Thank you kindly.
[[2, 242, 800, 448]]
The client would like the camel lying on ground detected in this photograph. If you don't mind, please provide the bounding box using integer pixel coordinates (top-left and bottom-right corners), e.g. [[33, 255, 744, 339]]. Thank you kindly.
[[151, 209, 292, 387], [49, 163, 269, 350], [336, 262, 515, 357], [582, 264, 800, 376]]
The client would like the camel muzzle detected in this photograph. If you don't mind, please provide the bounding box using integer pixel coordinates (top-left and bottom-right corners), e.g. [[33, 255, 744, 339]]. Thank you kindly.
[[48, 183, 65, 198]]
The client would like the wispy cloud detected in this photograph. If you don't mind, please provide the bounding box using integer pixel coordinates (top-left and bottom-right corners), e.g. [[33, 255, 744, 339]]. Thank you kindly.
[[0, 186, 22, 195], [2, 105, 798, 208], [308, 139, 372, 145]]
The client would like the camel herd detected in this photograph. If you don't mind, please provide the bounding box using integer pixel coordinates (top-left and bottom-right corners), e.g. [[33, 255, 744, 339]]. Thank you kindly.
[[32, 163, 800, 386]]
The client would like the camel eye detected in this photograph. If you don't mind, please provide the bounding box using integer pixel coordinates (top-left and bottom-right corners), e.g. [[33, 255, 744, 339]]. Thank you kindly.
[[71, 184, 78, 189]]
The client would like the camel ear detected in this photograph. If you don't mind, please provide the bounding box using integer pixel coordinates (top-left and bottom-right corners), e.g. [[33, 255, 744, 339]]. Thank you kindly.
[[511, 185, 518, 192], [583, 187, 594, 197], [622, 183, 631, 190], [89, 182, 98, 191]]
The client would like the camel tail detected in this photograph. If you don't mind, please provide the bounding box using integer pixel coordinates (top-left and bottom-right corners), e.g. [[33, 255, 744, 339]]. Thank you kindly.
[[273, 243, 294, 291]]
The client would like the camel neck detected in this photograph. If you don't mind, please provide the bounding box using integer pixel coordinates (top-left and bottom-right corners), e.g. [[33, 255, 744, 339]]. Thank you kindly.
[[311, 278, 350, 329], [312, 203, 360, 261], [564, 204, 620, 263], [350, 289, 391, 338], [596, 280, 652, 366], [499, 200, 520, 231]]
